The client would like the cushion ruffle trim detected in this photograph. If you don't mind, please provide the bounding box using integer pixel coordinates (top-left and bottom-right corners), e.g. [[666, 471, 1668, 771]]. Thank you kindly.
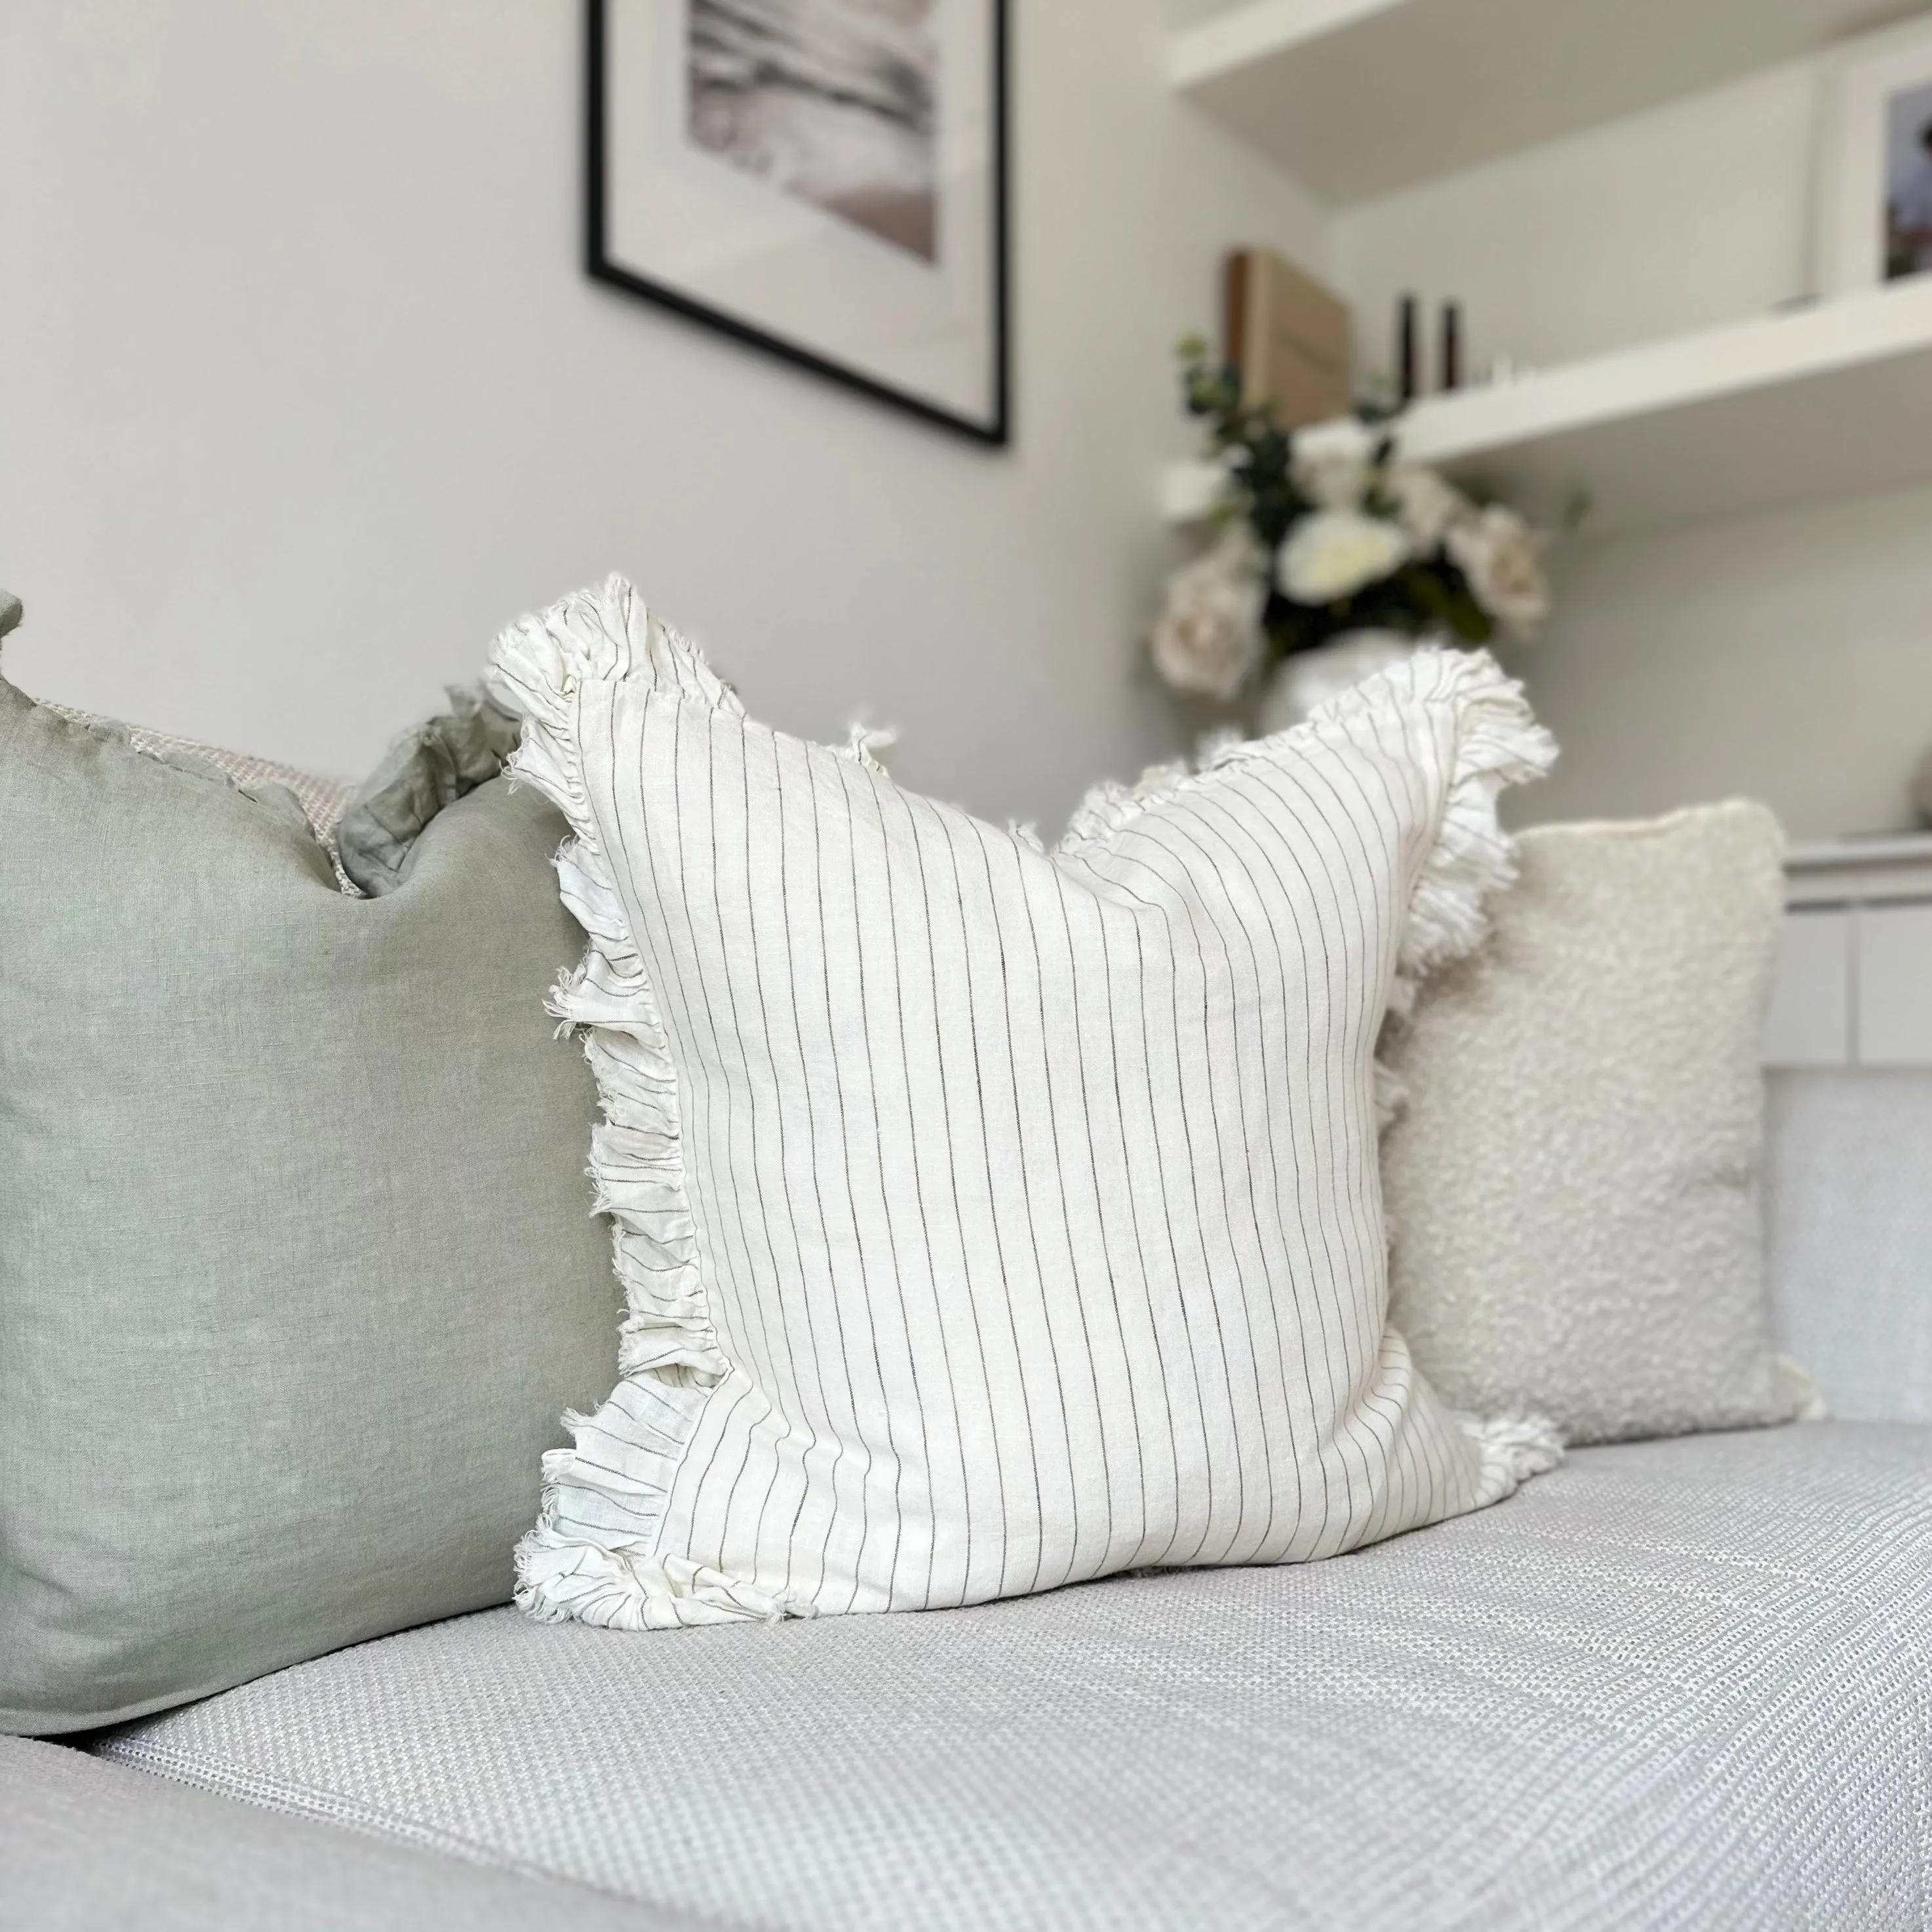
[[487, 576, 786, 1629]]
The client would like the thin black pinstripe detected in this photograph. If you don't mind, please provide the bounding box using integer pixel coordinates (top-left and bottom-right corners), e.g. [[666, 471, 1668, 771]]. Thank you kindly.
[[1075, 886, 1186, 1571], [1047, 863, 1152, 1574], [798, 756, 886, 1612], [903, 788, 1014, 1607], [964, 816, 1079, 1599], [928, 794, 1041, 1602], [867, 768, 974, 1609], [1004, 843, 1122, 1589], [730, 730, 840, 1588], [769, 738, 867, 1604], [837, 767, 935, 1611]]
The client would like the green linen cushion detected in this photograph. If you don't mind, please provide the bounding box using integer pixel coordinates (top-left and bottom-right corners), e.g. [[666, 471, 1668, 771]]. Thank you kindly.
[[336, 686, 522, 897], [0, 663, 618, 1735]]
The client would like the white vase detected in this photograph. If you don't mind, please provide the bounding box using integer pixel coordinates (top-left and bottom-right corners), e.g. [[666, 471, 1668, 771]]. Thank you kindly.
[[1256, 629, 1429, 735]]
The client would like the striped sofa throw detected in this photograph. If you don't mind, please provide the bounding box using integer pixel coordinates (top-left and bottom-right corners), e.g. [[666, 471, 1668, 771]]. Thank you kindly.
[[488, 578, 1560, 1630]]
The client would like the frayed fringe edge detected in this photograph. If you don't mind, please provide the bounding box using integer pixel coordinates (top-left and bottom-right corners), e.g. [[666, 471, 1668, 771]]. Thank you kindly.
[[488, 575, 756, 1628], [1459, 1412, 1565, 1508], [512, 1524, 804, 1630]]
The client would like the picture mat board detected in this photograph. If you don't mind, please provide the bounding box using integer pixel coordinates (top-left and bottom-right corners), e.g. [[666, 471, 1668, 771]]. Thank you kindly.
[[592, 0, 1008, 441]]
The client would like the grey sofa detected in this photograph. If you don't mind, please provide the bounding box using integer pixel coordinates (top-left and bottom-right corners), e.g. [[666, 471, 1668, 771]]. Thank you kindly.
[[5, 1067, 1929, 1932]]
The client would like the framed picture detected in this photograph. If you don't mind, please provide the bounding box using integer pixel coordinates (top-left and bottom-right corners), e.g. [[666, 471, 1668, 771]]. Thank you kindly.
[[1816, 16, 1932, 298], [586, 0, 1009, 445]]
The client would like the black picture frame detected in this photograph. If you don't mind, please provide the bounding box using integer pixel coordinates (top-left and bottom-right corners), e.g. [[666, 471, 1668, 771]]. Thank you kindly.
[[584, 0, 1011, 447]]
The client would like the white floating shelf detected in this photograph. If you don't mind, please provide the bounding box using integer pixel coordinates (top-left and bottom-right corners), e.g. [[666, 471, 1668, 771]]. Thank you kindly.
[[1162, 279, 1932, 539], [1170, 0, 1915, 207]]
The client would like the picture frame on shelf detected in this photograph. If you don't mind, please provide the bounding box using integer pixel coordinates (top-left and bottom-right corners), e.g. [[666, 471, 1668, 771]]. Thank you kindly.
[[585, 0, 1010, 446], [1815, 14, 1932, 298]]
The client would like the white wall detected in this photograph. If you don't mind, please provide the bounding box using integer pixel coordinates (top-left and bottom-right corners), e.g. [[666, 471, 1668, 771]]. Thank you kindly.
[[0, 0, 1329, 829], [1339, 54, 1932, 839], [1335, 63, 1819, 384], [1518, 481, 1932, 835]]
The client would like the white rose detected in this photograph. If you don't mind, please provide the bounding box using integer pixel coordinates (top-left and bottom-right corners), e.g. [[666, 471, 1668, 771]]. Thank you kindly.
[[1447, 505, 1550, 641], [1276, 510, 1410, 607], [1387, 465, 1470, 550], [1150, 527, 1268, 701], [1290, 415, 1377, 511]]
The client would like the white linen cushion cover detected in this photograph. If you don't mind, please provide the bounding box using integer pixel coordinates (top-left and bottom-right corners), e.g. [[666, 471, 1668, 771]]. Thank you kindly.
[[486, 578, 1560, 1629], [1382, 803, 1814, 1445]]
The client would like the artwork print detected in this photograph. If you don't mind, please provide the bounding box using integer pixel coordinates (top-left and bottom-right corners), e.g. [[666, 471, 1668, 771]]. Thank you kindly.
[[686, 0, 939, 262], [586, 0, 1005, 443]]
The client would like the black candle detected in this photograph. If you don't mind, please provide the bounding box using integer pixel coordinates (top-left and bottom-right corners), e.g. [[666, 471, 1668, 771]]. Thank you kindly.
[[1397, 294, 1418, 405], [1439, 301, 1463, 393]]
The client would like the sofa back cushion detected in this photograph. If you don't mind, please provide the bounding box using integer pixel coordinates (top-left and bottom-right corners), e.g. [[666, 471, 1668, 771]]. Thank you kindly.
[[1765, 1069, 1932, 1425], [0, 675, 620, 1735]]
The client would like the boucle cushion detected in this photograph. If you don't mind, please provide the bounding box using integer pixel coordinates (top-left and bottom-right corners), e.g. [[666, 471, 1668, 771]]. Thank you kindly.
[[0, 655, 621, 1735], [1383, 802, 1811, 1445], [483, 576, 1560, 1631]]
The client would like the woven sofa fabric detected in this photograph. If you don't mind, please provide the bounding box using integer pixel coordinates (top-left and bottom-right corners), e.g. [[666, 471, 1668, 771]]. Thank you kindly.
[[0, 677, 622, 1734], [1767, 1069, 1932, 1424], [1383, 803, 1807, 1444], [0, 1740, 710, 1932], [483, 578, 1558, 1630], [92, 1423, 1932, 1932]]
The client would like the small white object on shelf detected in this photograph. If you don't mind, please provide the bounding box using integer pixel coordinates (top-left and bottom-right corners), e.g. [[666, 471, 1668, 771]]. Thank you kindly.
[[1169, 0, 1897, 207], [1160, 278, 1932, 539]]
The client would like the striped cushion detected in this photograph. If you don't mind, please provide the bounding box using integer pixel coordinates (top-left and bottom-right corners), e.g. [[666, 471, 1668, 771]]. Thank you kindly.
[[485, 578, 1559, 1630]]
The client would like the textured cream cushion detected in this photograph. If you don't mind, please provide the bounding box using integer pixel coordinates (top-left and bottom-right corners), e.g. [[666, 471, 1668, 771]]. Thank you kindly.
[[1383, 802, 1809, 1445], [483, 577, 1560, 1632]]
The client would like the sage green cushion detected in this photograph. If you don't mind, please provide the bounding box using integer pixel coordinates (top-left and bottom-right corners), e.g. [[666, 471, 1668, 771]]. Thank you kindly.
[[336, 685, 521, 897], [0, 675, 620, 1735]]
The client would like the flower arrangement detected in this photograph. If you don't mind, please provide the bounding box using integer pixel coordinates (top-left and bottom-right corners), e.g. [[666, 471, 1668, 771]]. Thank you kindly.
[[1152, 338, 1552, 703]]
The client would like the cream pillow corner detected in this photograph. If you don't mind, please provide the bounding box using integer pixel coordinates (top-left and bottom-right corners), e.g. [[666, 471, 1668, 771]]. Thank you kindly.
[[1383, 799, 1816, 1446], [486, 577, 1561, 1630]]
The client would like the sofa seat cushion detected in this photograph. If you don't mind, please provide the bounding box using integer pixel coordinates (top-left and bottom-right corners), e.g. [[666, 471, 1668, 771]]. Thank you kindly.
[[0, 1737, 706, 1931], [93, 1423, 1932, 1932]]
